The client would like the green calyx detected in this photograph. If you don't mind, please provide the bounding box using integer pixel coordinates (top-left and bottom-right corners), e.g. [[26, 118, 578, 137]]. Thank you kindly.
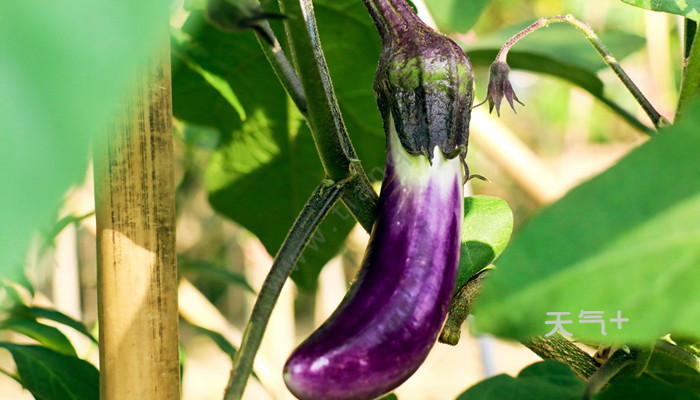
[[371, 2, 474, 162]]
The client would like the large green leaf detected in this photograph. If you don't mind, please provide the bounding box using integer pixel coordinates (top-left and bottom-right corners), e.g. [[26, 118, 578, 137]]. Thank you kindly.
[[172, 1, 385, 290], [0, 343, 98, 400], [424, 0, 492, 33], [645, 351, 700, 395], [0, 0, 170, 283], [594, 375, 699, 399], [456, 196, 513, 292], [18, 306, 97, 344], [473, 101, 700, 343], [621, 0, 700, 21], [0, 318, 76, 357], [179, 260, 255, 294], [463, 24, 648, 129], [455, 360, 586, 400]]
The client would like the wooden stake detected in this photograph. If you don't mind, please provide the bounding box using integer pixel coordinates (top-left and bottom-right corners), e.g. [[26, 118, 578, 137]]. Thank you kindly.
[[94, 37, 180, 399]]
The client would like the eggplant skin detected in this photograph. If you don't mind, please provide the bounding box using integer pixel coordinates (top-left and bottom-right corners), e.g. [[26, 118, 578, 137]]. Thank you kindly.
[[283, 124, 463, 400]]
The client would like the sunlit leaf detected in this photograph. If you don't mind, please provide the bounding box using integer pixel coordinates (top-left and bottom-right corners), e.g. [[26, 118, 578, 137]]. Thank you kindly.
[[620, 0, 700, 21], [0, 319, 76, 356], [473, 101, 700, 343], [172, 0, 385, 290], [456, 196, 513, 291], [424, 0, 492, 33]]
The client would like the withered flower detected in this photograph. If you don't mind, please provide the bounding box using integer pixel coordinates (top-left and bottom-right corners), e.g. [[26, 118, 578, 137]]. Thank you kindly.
[[476, 60, 524, 116]]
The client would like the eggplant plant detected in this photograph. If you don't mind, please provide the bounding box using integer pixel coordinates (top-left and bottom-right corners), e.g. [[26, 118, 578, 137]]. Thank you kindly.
[[284, 3, 472, 396], [2, 0, 700, 399]]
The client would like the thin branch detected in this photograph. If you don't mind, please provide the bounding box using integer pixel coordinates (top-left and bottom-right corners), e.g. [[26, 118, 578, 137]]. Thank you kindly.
[[655, 339, 700, 374], [676, 25, 700, 121], [437, 267, 599, 379], [496, 14, 669, 131], [223, 179, 347, 400], [583, 347, 637, 399], [440, 269, 489, 346], [524, 335, 599, 380], [278, 0, 358, 179], [254, 22, 308, 115], [274, 0, 379, 231]]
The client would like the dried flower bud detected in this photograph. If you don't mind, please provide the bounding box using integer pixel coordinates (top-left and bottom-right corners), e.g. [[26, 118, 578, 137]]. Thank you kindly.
[[477, 60, 524, 116]]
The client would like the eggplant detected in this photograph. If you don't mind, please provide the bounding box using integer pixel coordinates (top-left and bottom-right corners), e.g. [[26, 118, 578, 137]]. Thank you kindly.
[[283, 1, 473, 399]]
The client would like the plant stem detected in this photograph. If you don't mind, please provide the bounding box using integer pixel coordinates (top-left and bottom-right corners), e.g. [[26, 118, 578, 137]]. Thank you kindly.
[[275, 0, 379, 229], [278, 0, 358, 180], [254, 22, 308, 115], [655, 339, 700, 374], [525, 334, 599, 380], [434, 267, 599, 379], [583, 347, 637, 399], [496, 14, 668, 131], [223, 180, 347, 400], [675, 25, 700, 121], [439, 269, 489, 346]]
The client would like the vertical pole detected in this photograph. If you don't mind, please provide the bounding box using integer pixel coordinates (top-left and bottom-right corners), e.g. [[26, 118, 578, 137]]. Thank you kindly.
[[94, 31, 180, 399]]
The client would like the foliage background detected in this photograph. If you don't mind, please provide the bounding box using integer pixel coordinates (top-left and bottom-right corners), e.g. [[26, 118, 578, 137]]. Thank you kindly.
[[1, 0, 698, 398]]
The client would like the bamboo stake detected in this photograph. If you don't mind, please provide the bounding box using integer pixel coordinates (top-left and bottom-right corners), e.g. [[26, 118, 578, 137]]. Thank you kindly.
[[94, 36, 180, 399]]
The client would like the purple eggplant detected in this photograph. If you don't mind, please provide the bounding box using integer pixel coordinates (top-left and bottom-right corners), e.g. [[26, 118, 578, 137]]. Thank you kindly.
[[283, 1, 473, 399]]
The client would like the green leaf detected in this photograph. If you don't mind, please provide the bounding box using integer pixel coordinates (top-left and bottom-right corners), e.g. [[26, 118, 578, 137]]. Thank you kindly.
[[645, 351, 700, 395], [43, 213, 94, 249], [463, 24, 648, 130], [1, 271, 34, 300], [171, 29, 246, 121], [0, 319, 76, 357], [672, 335, 700, 358], [0, 343, 98, 400], [18, 306, 97, 344], [0, 0, 170, 285], [189, 324, 237, 359], [456, 196, 513, 292], [184, 321, 262, 382], [455, 360, 586, 400], [378, 393, 399, 400], [424, 0, 492, 33], [172, 0, 385, 290], [473, 101, 700, 343], [594, 374, 699, 399], [621, 0, 700, 21], [180, 260, 255, 294]]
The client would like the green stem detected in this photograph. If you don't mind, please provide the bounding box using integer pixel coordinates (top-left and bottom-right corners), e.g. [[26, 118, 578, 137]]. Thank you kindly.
[[273, 0, 379, 230], [655, 339, 700, 374], [525, 334, 599, 380], [676, 25, 700, 122], [433, 267, 599, 379], [497, 14, 668, 132], [439, 269, 489, 346], [255, 22, 308, 115], [583, 347, 638, 399], [598, 96, 655, 135], [277, 0, 358, 180], [223, 180, 347, 400]]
